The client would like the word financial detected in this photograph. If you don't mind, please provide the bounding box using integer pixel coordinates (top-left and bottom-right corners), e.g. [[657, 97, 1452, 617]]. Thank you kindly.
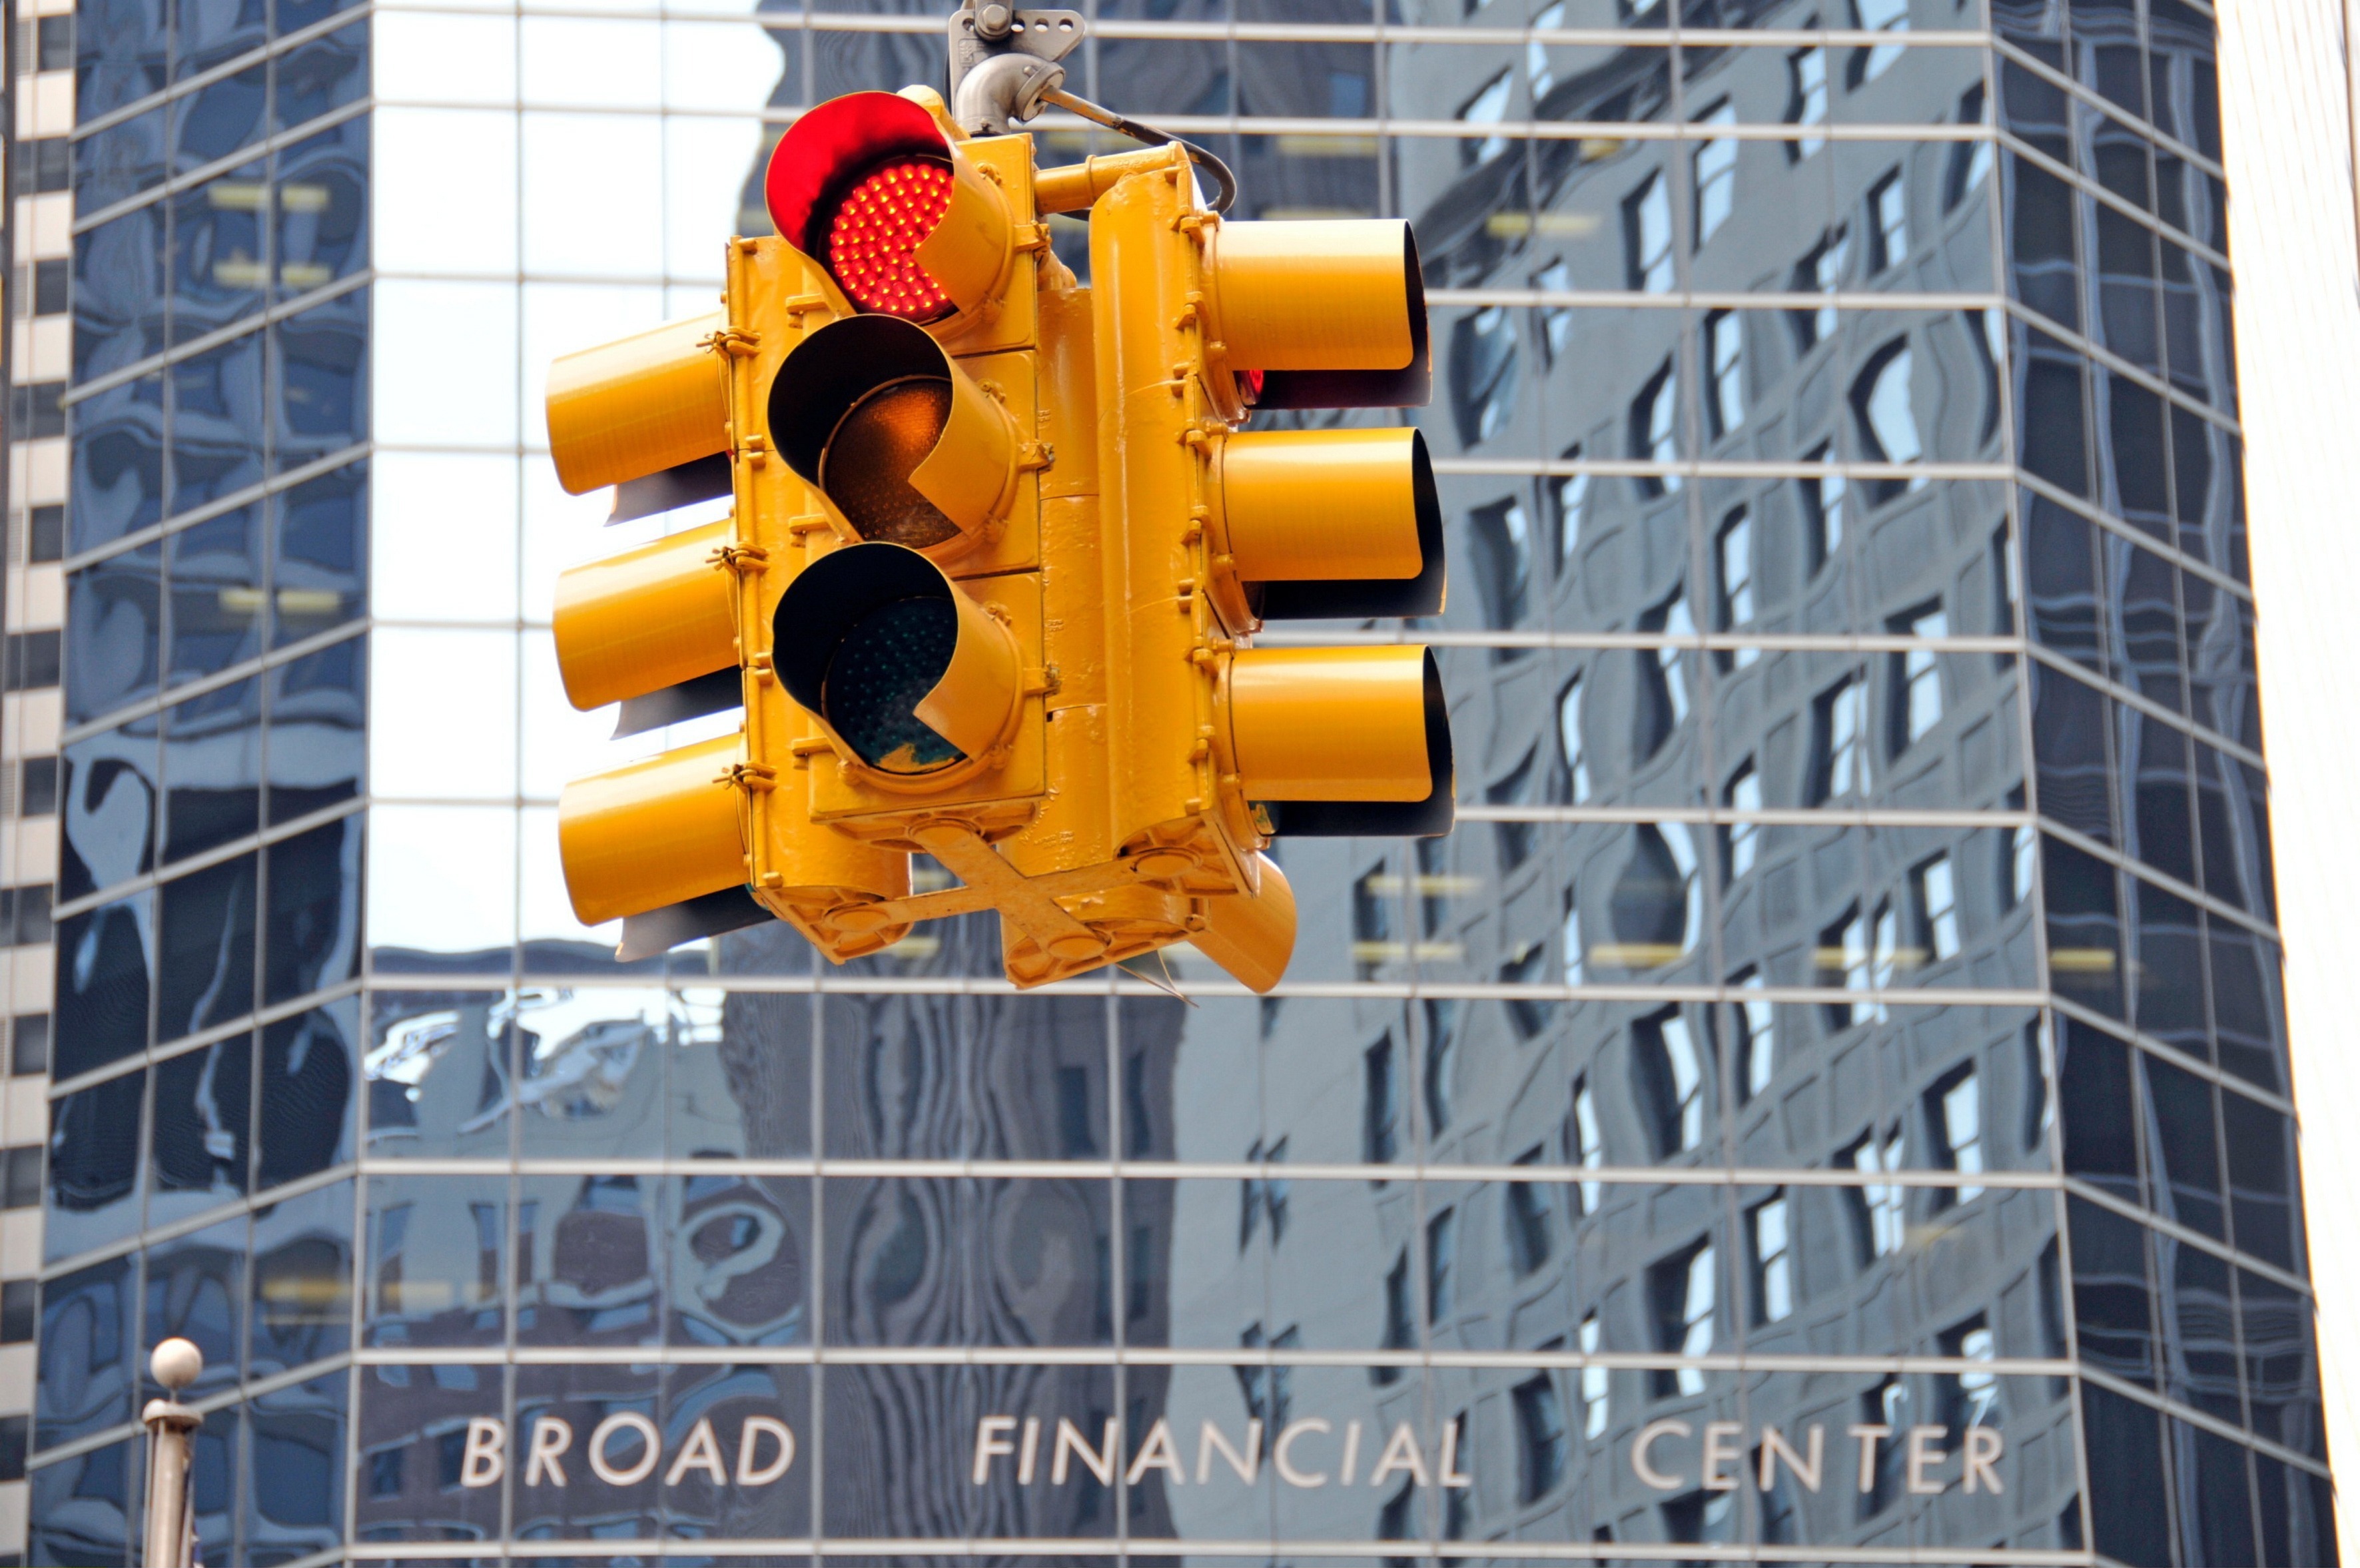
[[442, 1412, 1470, 1491]]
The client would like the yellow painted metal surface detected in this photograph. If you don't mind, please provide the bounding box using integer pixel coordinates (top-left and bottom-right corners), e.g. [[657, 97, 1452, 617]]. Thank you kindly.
[[1206, 220, 1415, 371], [1218, 427, 1424, 582], [558, 732, 747, 925], [1034, 147, 1180, 214], [1223, 645, 1435, 801], [546, 312, 728, 494], [1189, 855, 1297, 994], [909, 359, 1021, 548], [915, 150, 1014, 316], [552, 517, 737, 711], [911, 586, 1024, 763]]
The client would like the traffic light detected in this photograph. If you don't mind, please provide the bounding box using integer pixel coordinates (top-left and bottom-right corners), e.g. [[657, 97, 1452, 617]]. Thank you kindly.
[[546, 238, 916, 963], [540, 75, 1451, 991]]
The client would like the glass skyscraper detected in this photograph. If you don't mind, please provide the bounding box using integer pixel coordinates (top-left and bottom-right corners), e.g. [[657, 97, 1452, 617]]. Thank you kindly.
[[0, 0, 2329, 1562]]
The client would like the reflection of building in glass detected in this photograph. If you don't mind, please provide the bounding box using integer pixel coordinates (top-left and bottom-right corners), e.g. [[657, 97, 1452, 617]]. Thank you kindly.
[[0, 0, 2328, 1562]]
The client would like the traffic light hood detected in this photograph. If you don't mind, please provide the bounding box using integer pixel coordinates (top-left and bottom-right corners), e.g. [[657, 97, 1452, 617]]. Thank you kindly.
[[1211, 218, 1432, 410], [773, 541, 1024, 777], [765, 90, 1014, 324], [769, 314, 1021, 557], [545, 312, 733, 520]]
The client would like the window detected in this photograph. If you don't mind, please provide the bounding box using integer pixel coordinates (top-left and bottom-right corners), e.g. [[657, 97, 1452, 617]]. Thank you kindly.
[[1449, 307, 1519, 447], [1988, 521, 2017, 645], [1801, 444, 1845, 570], [1789, 228, 1848, 350], [1513, 1373, 1568, 1501], [1423, 998, 1457, 1132], [1785, 42, 1828, 159], [1721, 761, 1761, 880], [1241, 1140, 1266, 1250], [1851, 340, 1921, 503], [1579, 1312, 1609, 1436], [1527, 2, 1564, 99], [1705, 312, 1745, 440], [10, 1014, 48, 1077], [1507, 1146, 1553, 1276], [1630, 358, 1681, 492], [1692, 101, 1737, 246], [1859, 1378, 1909, 1515], [1415, 841, 1453, 939], [2020, 1017, 2054, 1154], [1635, 1004, 1706, 1157], [1713, 507, 1757, 668], [0, 1280, 33, 1344], [1946, 83, 1994, 210], [1364, 1033, 1399, 1165], [1055, 1066, 1096, 1158], [1561, 886, 1584, 986], [1870, 899, 1898, 1014], [1376, 1248, 1413, 1383], [1569, 1074, 1603, 1212], [1733, 967, 1774, 1100], [1535, 259, 1573, 364], [1, 1147, 41, 1210], [1623, 173, 1674, 292], [1469, 496, 1533, 636], [1810, 673, 1870, 802], [1852, 0, 1908, 84], [2007, 821, 2036, 911], [1378, 1478, 1418, 1547], [1940, 1315, 1999, 1434], [1501, 940, 1555, 1038], [1459, 68, 1513, 165], [1354, 866, 1393, 977], [1966, 306, 2004, 443], [1426, 1207, 1457, 1319], [1926, 1064, 1985, 1203], [1867, 170, 1908, 272], [1264, 1137, 1292, 1242], [1616, 823, 1701, 966], [1549, 450, 1587, 562], [1748, 1193, 1794, 1323], [1912, 852, 1961, 961], [1888, 602, 1947, 747], [1635, 588, 1693, 757], [1818, 903, 1870, 1029], [1844, 1126, 1908, 1260], [1556, 676, 1591, 804], [1648, 1239, 1716, 1395]]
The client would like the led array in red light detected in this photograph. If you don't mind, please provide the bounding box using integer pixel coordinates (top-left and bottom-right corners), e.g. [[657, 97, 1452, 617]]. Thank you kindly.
[[827, 159, 956, 320]]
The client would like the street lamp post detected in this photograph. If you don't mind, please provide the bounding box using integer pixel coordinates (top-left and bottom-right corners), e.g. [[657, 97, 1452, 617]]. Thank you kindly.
[[140, 1338, 204, 1568]]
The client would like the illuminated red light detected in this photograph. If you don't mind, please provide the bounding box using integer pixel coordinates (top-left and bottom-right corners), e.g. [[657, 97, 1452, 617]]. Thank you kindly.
[[827, 159, 956, 321]]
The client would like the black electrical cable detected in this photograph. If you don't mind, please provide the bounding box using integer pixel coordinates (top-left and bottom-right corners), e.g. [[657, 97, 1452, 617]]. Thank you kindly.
[[1038, 86, 1238, 214]]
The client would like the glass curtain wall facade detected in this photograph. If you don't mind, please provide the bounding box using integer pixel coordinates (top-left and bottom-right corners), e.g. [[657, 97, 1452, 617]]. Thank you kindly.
[[0, 0, 2329, 1563]]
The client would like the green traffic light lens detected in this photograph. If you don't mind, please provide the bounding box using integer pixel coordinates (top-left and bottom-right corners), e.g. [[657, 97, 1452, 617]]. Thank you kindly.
[[823, 594, 965, 774]]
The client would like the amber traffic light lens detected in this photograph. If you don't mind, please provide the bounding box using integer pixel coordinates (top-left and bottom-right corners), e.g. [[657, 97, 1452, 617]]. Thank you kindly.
[[827, 158, 955, 320], [825, 595, 965, 774], [821, 377, 959, 548]]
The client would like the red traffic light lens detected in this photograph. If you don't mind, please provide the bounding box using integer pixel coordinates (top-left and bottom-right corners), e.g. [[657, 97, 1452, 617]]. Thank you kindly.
[[827, 159, 955, 321]]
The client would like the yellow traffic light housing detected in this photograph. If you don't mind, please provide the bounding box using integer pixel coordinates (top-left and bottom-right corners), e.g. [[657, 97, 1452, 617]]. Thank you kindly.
[[540, 72, 1451, 992]]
